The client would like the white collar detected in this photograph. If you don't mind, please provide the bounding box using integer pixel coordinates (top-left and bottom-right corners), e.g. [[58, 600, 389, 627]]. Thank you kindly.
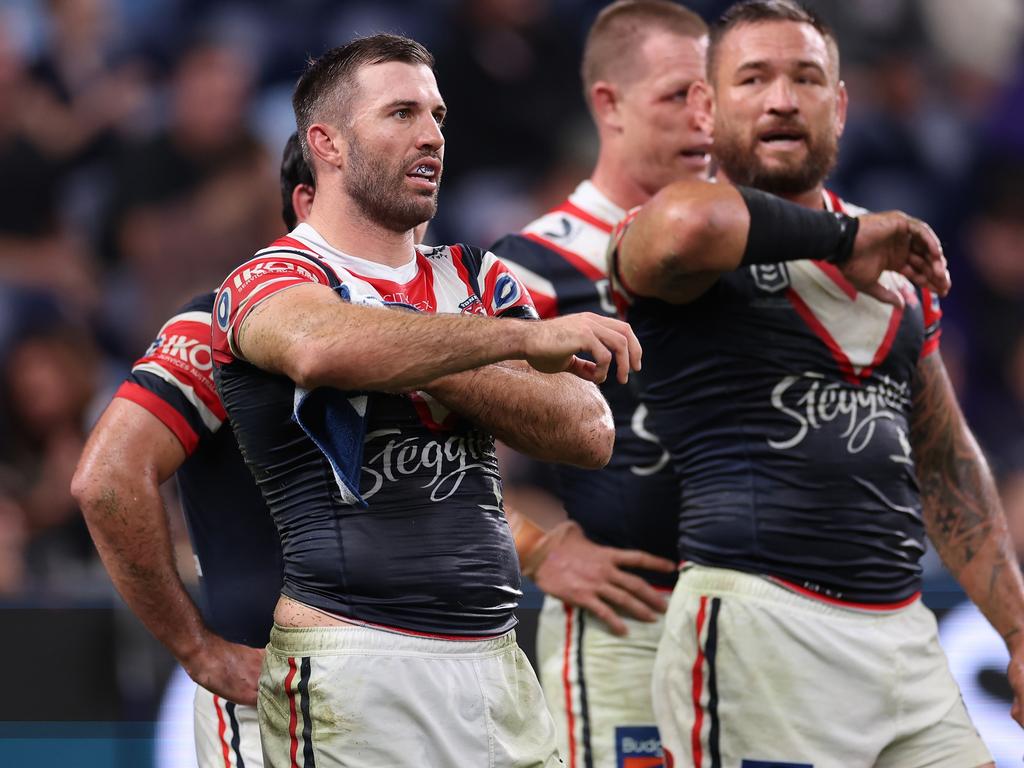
[[290, 223, 419, 282]]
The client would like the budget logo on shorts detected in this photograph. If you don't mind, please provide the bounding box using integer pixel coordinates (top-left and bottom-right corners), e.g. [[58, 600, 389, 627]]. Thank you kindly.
[[493, 273, 521, 311], [615, 726, 664, 768], [751, 263, 790, 293]]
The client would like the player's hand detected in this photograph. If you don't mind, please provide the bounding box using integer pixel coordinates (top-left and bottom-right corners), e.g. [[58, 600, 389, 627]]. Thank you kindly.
[[844, 211, 950, 306], [529, 521, 676, 636], [1007, 636, 1024, 728], [182, 632, 265, 706], [523, 313, 642, 385]]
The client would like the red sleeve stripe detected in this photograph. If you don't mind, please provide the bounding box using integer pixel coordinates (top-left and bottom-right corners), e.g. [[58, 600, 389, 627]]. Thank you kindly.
[[132, 349, 225, 421], [115, 381, 200, 455], [523, 232, 605, 283], [132, 361, 225, 430], [233, 249, 333, 287], [554, 201, 614, 233]]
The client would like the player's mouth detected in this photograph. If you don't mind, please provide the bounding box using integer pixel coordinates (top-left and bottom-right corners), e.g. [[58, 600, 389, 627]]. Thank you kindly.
[[406, 157, 441, 190], [679, 142, 712, 167], [757, 127, 807, 152]]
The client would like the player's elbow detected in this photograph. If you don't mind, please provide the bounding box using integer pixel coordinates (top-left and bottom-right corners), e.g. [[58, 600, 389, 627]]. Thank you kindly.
[[70, 462, 108, 520], [567, 399, 615, 469], [285, 343, 355, 391]]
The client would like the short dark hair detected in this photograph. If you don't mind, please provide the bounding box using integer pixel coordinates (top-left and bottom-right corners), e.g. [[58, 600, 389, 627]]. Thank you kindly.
[[280, 132, 314, 230], [292, 34, 435, 167], [581, 0, 708, 111], [708, 0, 839, 82]]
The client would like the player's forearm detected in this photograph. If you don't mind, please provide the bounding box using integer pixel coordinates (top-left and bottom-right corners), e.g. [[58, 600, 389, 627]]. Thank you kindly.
[[73, 471, 209, 663], [427, 361, 613, 467], [912, 356, 1024, 647], [241, 288, 531, 392]]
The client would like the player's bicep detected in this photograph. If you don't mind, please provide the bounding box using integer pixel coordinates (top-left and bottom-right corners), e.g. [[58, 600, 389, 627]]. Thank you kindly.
[[79, 398, 187, 489], [235, 281, 346, 377], [909, 351, 967, 480]]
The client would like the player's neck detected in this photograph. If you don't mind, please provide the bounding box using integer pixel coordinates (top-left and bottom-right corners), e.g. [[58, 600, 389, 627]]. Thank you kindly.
[[590, 153, 654, 212], [716, 169, 826, 211], [780, 185, 826, 211], [306, 195, 417, 268]]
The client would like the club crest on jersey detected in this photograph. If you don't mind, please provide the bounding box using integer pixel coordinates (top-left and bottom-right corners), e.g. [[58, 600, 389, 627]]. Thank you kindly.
[[493, 273, 522, 311], [751, 263, 790, 293], [216, 289, 231, 331], [615, 726, 664, 768], [458, 294, 485, 315]]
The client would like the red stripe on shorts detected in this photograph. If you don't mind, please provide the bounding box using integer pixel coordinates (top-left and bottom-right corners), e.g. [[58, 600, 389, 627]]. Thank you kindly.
[[285, 656, 300, 768], [562, 603, 578, 768], [213, 695, 232, 768], [690, 596, 709, 767]]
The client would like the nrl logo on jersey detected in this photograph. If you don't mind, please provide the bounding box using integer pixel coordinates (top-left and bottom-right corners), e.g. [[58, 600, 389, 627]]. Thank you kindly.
[[751, 263, 790, 293]]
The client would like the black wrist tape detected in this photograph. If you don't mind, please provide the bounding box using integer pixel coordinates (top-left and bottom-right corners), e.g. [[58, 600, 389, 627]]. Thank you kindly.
[[738, 186, 859, 267]]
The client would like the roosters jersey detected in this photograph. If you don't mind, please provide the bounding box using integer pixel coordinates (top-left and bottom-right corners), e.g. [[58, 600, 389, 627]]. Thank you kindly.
[[610, 191, 943, 604], [212, 223, 538, 637], [115, 293, 283, 647], [490, 181, 678, 587]]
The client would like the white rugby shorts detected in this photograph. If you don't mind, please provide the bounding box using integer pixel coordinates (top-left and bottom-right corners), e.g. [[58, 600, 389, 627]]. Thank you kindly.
[[194, 684, 263, 768], [652, 565, 992, 768], [537, 594, 667, 768], [259, 623, 562, 767]]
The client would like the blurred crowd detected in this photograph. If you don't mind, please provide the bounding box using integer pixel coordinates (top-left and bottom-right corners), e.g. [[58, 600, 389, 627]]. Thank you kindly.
[[0, 0, 1023, 601]]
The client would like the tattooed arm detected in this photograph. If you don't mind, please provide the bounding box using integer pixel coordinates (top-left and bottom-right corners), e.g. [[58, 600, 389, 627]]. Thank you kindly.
[[911, 352, 1024, 726]]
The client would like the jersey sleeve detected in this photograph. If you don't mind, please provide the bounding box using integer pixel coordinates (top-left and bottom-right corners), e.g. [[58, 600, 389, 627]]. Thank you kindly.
[[212, 245, 336, 365], [487, 234, 559, 319], [606, 206, 643, 316], [478, 249, 539, 319], [920, 287, 942, 358], [114, 293, 225, 456]]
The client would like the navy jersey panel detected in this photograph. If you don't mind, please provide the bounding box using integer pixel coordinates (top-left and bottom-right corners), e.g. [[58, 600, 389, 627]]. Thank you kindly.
[[212, 230, 528, 637], [626, 260, 934, 604], [491, 195, 679, 588], [118, 292, 282, 647]]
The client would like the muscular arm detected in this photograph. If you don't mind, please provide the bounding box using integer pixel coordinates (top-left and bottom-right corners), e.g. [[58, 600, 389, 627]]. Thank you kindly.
[[71, 399, 262, 705], [615, 179, 949, 306], [426, 361, 614, 468], [615, 180, 748, 304], [237, 282, 641, 389], [911, 353, 1024, 725]]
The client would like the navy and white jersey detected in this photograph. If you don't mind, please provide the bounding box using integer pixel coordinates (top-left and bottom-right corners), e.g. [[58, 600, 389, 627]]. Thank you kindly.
[[490, 181, 679, 588], [610, 191, 943, 605], [212, 223, 539, 638], [115, 293, 283, 647]]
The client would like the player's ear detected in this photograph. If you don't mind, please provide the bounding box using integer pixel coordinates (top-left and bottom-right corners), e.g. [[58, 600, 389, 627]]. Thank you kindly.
[[834, 79, 848, 140], [591, 81, 624, 132], [307, 123, 345, 169], [291, 184, 315, 225]]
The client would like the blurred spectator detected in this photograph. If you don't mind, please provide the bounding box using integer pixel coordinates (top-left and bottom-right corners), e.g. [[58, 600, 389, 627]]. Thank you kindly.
[[0, 20, 100, 315], [960, 160, 1024, 466], [103, 38, 278, 353], [0, 320, 106, 596], [432, 0, 589, 243]]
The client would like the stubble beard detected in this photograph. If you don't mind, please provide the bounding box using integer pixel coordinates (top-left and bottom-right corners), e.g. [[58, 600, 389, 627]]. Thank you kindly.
[[714, 122, 838, 197], [344, 136, 440, 233]]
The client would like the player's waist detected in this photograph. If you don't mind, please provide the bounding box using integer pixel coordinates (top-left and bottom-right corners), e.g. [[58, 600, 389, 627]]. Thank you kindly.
[[677, 561, 921, 613], [272, 596, 516, 646]]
